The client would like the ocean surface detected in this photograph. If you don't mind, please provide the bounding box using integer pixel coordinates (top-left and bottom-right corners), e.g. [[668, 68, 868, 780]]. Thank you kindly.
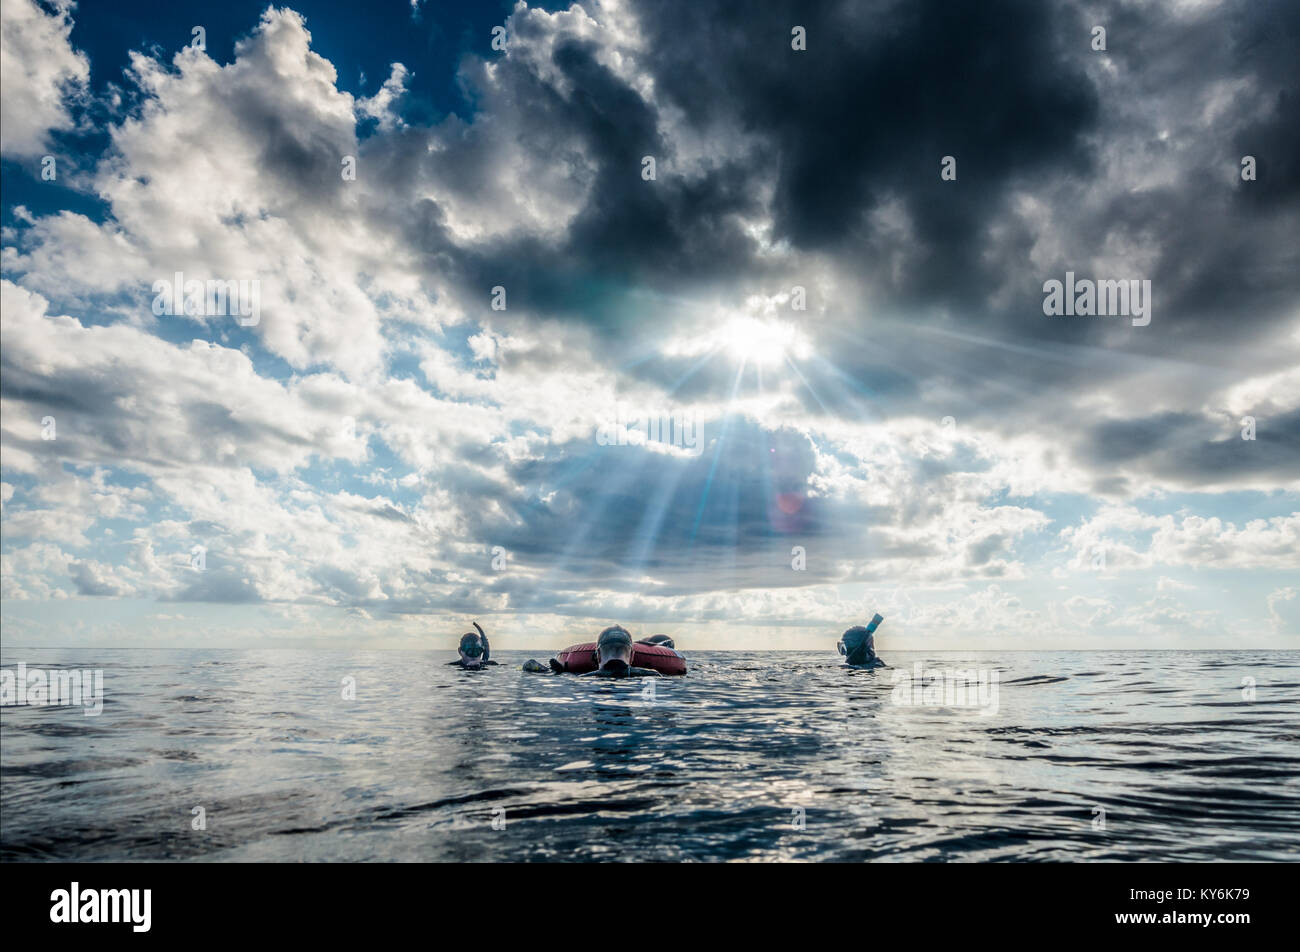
[[2, 648, 1298, 862]]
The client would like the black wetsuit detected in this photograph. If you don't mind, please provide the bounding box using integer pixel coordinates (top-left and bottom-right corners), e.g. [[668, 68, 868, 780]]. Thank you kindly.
[[581, 664, 662, 678]]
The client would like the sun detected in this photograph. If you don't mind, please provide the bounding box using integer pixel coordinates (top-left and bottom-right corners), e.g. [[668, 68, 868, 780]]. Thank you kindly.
[[720, 315, 809, 366]]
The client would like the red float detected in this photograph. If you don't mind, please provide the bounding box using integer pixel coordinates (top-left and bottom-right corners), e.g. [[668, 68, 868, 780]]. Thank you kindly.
[[554, 641, 687, 676]]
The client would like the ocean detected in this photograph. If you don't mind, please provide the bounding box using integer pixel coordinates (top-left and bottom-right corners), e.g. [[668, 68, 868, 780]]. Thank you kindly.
[[2, 648, 1297, 862]]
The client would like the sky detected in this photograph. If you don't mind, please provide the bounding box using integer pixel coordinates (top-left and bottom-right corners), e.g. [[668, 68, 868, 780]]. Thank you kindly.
[[0, 0, 1297, 651]]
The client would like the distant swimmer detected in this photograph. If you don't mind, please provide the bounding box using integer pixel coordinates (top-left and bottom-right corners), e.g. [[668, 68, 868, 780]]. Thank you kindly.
[[449, 622, 498, 670], [524, 625, 686, 677], [839, 614, 887, 669], [637, 634, 676, 649]]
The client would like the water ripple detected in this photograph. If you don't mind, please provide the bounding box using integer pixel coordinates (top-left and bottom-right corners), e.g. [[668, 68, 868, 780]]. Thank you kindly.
[[2, 648, 1297, 861]]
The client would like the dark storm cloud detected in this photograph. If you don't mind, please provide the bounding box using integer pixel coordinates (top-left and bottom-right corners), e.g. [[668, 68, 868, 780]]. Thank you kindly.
[[1080, 406, 1300, 487], [1230, 0, 1300, 203], [1087, 411, 1201, 464], [324, 0, 1295, 441], [357, 0, 1298, 473], [1020, 0, 1300, 348], [636, 0, 1098, 296], [441, 419, 898, 596], [501, 425, 832, 577], [689, 4, 1089, 229], [639, 0, 1295, 345], [416, 39, 767, 335]]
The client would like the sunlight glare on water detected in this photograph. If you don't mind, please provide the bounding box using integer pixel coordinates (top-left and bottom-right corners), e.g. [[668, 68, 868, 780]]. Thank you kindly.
[[2, 649, 1298, 862]]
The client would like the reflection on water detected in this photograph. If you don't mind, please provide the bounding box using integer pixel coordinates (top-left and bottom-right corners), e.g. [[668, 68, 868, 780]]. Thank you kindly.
[[2, 649, 1298, 861]]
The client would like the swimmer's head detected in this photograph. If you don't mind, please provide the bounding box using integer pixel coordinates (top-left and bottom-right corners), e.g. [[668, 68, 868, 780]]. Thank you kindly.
[[458, 623, 488, 667], [596, 625, 634, 674], [838, 625, 875, 666]]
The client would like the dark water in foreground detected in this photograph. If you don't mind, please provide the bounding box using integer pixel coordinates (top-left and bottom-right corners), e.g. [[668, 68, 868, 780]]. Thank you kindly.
[[2, 649, 1298, 862]]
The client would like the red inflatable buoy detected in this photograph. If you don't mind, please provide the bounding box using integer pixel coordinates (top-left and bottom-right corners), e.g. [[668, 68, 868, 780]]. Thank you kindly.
[[555, 641, 687, 676]]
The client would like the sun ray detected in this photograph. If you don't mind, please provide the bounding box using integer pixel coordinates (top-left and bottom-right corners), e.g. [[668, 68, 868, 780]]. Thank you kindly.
[[689, 360, 746, 545]]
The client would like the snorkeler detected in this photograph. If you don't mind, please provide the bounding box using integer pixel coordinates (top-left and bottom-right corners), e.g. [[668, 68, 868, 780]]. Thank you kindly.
[[637, 634, 676, 649], [523, 625, 685, 676], [581, 625, 664, 677], [838, 614, 887, 669], [448, 621, 498, 669]]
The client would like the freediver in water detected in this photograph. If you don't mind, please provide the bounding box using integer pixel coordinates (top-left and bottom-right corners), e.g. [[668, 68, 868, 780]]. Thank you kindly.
[[448, 622, 498, 669], [839, 614, 887, 669], [522, 625, 673, 677]]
